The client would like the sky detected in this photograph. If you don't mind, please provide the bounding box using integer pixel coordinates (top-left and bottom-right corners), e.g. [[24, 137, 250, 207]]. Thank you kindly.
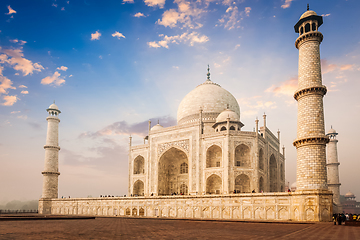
[[0, 0, 359, 203]]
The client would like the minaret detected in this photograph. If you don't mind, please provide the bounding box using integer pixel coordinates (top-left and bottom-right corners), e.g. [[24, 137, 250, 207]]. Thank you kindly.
[[293, 7, 329, 191], [41, 102, 61, 199], [326, 127, 342, 213]]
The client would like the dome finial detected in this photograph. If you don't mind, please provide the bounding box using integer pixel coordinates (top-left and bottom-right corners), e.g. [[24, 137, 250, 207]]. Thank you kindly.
[[207, 64, 210, 81], [53, 100, 55, 104], [307, 3, 309, 11]]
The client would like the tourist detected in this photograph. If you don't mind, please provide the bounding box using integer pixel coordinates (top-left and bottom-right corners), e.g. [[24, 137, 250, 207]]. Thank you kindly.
[[338, 214, 342, 225], [333, 214, 337, 225]]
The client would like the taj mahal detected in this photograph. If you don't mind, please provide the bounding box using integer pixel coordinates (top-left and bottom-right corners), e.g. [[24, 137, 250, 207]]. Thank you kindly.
[[129, 67, 285, 198], [39, 7, 342, 222]]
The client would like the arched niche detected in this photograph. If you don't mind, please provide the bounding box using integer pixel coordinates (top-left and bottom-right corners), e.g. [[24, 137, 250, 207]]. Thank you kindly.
[[158, 147, 188, 196], [259, 148, 264, 170], [234, 174, 250, 193], [269, 154, 277, 192], [235, 144, 250, 167], [133, 155, 144, 174], [206, 145, 222, 168], [133, 180, 144, 196], [180, 183, 188, 195], [206, 174, 222, 194], [259, 176, 264, 193]]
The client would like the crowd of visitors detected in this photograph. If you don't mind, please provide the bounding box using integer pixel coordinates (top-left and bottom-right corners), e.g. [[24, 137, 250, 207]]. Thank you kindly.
[[333, 213, 360, 225]]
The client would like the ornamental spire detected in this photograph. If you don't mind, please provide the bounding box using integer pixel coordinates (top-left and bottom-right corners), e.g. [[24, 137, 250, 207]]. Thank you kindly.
[[207, 64, 210, 81], [307, 3, 309, 11]]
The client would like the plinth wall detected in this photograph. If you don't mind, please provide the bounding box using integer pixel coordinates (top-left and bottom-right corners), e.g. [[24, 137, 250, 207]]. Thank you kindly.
[[39, 191, 332, 222]]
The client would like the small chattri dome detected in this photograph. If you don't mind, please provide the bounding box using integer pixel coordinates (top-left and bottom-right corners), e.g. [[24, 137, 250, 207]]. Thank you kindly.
[[345, 191, 355, 198], [48, 103, 59, 110], [300, 10, 317, 20], [151, 124, 163, 131], [216, 109, 239, 123], [328, 128, 337, 134]]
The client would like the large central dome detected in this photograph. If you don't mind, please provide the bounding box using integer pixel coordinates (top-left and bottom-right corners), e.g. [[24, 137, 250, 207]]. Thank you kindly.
[[177, 79, 240, 124]]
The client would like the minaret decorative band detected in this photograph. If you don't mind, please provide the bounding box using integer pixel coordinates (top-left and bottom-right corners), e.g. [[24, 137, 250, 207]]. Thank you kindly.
[[293, 9, 329, 191], [41, 102, 61, 199]]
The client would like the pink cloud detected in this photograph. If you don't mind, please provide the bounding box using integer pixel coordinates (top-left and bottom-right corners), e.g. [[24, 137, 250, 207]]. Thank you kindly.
[[281, 0, 293, 9], [321, 59, 354, 74], [41, 71, 65, 86], [6, 5, 16, 15], [2, 95, 17, 106], [91, 31, 101, 41], [134, 12, 145, 17], [0, 76, 16, 95], [0, 48, 44, 76], [265, 77, 298, 96], [144, 0, 166, 8]]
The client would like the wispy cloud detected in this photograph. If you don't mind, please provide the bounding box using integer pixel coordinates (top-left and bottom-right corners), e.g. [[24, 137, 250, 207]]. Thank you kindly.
[[218, 6, 251, 30], [321, 13, 331, 17], [134, 12, 145, 17], [9, 39, 27, 45], [147, 32, 209, 49], [0, 48, 44, 76], [57, 66, 68, 71], [6, 5, 16, 15], [238, 96, 277, 119], [281, 0, 293, 9], [157, 0, 204, 29], [144, 0, 166, 8], [41, 71, 65, 86], [20, 90, 28, 94], [244, 7, 251, 17], [17, 115, 27, 120], [79, 116, 176, 138], [18, 85, 27, 88], [123, 0, 134, 3], [265, 77, 298, 96], [91, 31, 101, 41], [112, 31, 126, 39], [0, 76, 16, 95], [321, 59, 354, 74], [2, 95, 17, 106]]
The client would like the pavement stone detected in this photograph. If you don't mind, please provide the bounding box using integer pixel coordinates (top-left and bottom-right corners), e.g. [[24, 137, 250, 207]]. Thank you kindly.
[[1, 216, 359, 240]]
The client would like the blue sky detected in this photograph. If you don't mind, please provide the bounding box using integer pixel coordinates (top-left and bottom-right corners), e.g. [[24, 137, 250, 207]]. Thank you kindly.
[[1, 0, 360, 202]]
